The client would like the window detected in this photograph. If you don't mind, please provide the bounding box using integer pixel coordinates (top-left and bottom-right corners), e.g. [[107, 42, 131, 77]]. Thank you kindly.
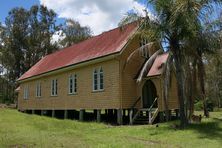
[[140, 38, 149, 58], [23, 85, 29, 99], [69, 74, 77, 94], [51, 79, 58, 96], [99, 68, 104, 90], [93, 67, 104, 91], [36, 82, 41, 97]]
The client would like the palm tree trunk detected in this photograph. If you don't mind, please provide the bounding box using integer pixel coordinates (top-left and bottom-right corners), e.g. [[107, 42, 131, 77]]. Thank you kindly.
[[172, 48, 188, 128], [186, 61, 193, 120], [197, 53, 209, 117]]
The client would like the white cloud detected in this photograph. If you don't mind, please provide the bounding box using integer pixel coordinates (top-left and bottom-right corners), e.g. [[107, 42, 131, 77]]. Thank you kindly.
[[40, 0, 150, 35]]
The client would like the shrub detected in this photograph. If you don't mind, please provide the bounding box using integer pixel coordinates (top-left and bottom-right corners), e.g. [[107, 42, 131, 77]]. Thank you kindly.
[[194, 101, 203, 111]]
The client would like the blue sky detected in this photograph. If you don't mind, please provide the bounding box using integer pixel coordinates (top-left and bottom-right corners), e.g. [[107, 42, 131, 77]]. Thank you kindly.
[[0, 0, 147, 34], [0, 0, 39, 23]]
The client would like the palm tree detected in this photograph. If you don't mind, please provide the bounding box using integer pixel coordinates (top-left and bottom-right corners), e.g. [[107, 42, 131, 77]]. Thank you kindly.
[[122, 0, 222, 128]]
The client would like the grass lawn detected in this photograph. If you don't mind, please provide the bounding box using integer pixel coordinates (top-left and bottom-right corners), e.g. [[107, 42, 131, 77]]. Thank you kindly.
[[0, 109, 221, 148]]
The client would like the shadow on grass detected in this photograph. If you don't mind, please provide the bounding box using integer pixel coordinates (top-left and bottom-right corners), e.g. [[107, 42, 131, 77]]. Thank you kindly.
[[187, 118, 222, 143]]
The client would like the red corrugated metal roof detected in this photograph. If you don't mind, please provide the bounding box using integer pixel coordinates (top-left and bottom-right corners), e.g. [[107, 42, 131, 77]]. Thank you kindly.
[[18, 22, 139, 81], [147, 53, 169, 77]]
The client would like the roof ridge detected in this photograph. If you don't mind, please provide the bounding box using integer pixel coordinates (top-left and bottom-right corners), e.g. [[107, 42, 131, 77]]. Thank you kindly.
[[45, 21, 139, 58]]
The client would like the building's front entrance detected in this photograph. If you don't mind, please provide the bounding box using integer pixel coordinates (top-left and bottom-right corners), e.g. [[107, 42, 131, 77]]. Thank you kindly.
[[142, 80, 157, 108]]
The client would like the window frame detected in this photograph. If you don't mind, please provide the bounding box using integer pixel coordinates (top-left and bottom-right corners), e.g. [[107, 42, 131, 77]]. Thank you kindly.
[[68, 74, 77, 95], [51, 79, 58, 96], [93, 67, 104, 92], [23, 85, 29, 100], [36, 82, 41, 98]]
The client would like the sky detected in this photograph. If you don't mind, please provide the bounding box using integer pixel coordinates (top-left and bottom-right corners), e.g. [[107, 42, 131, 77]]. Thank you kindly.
[[0, 0, 148, 35]]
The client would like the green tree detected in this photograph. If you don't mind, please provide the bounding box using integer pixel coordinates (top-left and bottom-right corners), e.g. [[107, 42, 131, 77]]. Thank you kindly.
[[0, 5, 59, 103], [206, 50, 222, 108], [60, 19, 91, 47], [27, 5, 58, 69]]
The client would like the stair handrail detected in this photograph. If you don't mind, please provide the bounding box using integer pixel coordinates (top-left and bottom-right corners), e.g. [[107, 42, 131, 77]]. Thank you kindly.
[[148, 97, 158, 112], [130, 96, 141, 125], [131, 96, 141, 109]]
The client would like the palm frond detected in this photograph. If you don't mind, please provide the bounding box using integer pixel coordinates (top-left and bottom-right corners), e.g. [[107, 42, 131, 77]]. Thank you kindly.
[[125, 41, 158, 69], [136, 49, 163, 83]]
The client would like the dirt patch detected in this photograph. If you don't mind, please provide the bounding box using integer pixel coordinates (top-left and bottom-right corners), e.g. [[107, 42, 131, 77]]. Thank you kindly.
[[124, 136, 181, 147], [0, 104, 16, 109], [9, 143, 36, 148], [125, 136, 161, 145]]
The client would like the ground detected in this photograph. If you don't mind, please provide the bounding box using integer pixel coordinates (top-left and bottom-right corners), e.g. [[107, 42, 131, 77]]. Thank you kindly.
[[0, 109, 221, 148]]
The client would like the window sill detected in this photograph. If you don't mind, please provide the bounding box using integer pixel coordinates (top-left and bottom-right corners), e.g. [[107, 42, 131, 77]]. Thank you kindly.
[[68, 93, 77, 96], [92, 89, 104, 93], [50, 95, 58, 97]]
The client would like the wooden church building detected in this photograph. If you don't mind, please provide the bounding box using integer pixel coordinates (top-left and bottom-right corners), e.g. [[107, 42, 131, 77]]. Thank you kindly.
[[17, 22, 179, 125]]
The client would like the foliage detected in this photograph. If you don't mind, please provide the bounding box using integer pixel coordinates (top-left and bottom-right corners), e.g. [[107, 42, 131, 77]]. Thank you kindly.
[[59, 19, 92, 47], [194, 100, 203, 111], [205, 50, 222, 108]]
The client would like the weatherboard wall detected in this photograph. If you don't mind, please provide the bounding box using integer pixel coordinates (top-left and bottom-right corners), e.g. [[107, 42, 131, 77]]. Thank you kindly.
[[18, 59, 121, 110]]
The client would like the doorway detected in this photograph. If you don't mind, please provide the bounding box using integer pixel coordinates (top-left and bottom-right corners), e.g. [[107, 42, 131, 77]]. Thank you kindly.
[[142, 80, 157, 108]]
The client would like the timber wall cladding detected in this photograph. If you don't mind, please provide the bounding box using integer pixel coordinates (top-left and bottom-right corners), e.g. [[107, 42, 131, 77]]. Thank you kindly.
[[18, 59, 121, 110], [119, 35, 146, 108], [167, 72, 179, 109], [158, 73, 179, 111]]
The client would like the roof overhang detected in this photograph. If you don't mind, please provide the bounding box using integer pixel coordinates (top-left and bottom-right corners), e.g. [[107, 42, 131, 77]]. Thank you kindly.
[[18, 52, 120, 83]]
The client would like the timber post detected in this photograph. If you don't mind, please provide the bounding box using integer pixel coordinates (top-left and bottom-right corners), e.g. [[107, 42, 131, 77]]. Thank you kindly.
[[52, 110, 55, 118], [148, 112, 152, 124], [159, 112, 164, 122], [41, 110, 44, 116], [79, 109, 84, 121], [169, 110, 172, 121], [64, 110, 68, 119], [97, 109, 101, 122], [117, 109, 123, 125], [175, 109, 179, 118], [129, 109, 133, 125]]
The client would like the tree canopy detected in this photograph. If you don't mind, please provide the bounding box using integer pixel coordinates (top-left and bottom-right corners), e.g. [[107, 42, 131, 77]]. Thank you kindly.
[[0, 5, 92, 103]]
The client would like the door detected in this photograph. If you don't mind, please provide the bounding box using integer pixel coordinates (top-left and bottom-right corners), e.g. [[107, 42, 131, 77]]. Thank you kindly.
[[142, 80, 157, 108]]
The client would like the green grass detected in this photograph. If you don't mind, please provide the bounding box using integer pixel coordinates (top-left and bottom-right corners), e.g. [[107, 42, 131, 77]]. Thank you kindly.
[[0, 109, 222, 148]]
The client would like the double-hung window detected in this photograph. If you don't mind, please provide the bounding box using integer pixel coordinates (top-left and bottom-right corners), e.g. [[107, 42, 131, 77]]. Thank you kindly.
[[23, 85, 29, 99], [93, 67, 104, 91], [69, 74, 77, 94], [36, 82, 41, 97], [51, 79, 58, 96]]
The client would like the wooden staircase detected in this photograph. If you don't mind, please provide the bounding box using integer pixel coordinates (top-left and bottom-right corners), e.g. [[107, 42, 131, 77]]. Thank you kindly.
[[130, 97, 159, 125]]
